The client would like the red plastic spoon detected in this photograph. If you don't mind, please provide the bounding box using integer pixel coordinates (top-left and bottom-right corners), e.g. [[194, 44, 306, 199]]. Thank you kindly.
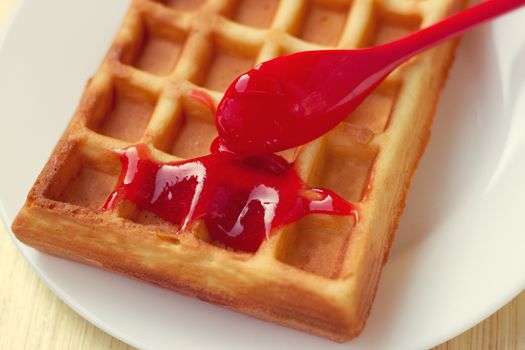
[[214, 0, 525, 157]]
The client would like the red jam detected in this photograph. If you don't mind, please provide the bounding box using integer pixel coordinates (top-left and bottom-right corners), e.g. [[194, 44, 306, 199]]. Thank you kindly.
[[103, 0, 525, 251], [104, 144, 355, 252], [213, 51, 383, 157]]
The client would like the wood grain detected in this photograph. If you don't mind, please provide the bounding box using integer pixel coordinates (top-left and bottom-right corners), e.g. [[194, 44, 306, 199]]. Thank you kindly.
[[0, 1, 524, 349]]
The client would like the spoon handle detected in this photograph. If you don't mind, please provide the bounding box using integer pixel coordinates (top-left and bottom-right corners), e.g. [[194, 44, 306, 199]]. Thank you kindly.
[[383, 0, 525, 66]]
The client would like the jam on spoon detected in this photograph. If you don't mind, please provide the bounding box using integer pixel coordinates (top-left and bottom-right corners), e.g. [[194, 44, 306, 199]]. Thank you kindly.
[[103, 0, 525, 252], [215, 0, 525, 157]]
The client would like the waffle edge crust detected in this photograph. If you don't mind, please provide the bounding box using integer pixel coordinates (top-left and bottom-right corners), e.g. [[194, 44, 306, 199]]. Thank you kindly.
[[12, 0, 466, 342]]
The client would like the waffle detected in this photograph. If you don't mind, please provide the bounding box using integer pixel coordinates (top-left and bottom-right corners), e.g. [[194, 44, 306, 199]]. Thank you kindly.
[[12, 0, 465, 342]]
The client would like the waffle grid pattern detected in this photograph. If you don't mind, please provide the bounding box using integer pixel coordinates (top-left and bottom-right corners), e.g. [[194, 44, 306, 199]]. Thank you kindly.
[[13, 0, 464, 341]]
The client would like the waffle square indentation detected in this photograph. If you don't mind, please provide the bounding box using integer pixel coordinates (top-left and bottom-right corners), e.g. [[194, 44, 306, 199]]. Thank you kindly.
[[296, 0, 351, 46], [125, 18, 186, 76], [155, 97, 218, 159], [345, 88, 397, 133], [93, 87, 154, 143], [227, 0, 279, 28], [195, 39, 257, 92], [321, 148, 376, 203]]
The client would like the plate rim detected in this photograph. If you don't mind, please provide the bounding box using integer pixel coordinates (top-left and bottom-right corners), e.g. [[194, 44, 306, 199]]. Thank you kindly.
[[1, 1, 525, 349]]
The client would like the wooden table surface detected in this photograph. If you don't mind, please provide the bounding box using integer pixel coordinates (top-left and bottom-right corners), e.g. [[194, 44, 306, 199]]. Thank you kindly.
[[1, 1, 524, 349]]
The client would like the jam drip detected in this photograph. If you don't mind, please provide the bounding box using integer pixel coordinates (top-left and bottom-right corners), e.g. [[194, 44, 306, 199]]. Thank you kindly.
[[104, 144, 356, 252]]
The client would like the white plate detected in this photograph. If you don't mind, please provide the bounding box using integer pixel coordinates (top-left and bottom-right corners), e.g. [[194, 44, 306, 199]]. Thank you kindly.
[[1, 1, 525, 349]]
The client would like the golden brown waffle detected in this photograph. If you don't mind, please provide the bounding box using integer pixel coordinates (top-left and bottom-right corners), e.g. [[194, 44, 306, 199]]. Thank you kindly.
[[12, 0, 466, 342]]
